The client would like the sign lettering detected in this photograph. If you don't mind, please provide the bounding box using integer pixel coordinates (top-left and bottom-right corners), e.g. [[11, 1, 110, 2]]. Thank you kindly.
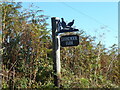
[[60, 35, 79, 47]]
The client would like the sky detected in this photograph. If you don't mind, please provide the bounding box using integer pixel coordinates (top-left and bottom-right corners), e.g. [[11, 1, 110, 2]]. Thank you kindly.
[[15, 0, 119, 2], [20, 1, 118, 49]]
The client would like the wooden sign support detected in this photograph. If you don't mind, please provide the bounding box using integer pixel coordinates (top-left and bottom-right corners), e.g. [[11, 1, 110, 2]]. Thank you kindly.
[[51, 17, 61, 87]]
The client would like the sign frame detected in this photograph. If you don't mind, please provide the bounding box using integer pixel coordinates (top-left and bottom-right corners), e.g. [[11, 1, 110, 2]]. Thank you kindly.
[[60, 35, 79, 47]]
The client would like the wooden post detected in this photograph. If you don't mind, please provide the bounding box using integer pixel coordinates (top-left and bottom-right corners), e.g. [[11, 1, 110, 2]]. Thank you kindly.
[[51, 17, 61, 87]]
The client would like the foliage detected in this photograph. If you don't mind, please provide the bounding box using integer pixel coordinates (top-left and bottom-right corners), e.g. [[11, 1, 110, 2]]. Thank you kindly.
[[60, 34, 119, 88], [1, 2, 53, 89], [1, 2, 119, 89]]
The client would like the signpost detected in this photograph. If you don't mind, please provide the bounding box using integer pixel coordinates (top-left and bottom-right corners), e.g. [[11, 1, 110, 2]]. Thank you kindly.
[[51, 17, 79, 88]]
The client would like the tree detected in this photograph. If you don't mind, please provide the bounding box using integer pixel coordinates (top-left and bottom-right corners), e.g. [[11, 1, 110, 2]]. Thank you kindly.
[[2, 2, 53, 88]]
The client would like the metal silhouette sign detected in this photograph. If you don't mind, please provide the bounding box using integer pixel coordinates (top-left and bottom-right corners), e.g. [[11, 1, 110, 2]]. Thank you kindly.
[[61, 18, 74, 28], [60, 35, 79, 47], [57, 18, 79, 33]]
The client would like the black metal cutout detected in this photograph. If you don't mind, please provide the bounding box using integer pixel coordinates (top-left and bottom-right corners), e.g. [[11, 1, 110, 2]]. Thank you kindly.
[[57, 18, 79, 33]]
